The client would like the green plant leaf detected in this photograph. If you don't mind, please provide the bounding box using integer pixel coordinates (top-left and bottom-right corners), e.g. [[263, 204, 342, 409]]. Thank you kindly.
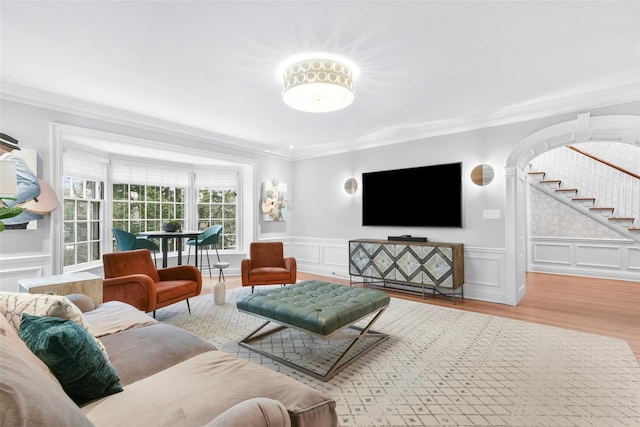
[[0, 206, 24, 220]]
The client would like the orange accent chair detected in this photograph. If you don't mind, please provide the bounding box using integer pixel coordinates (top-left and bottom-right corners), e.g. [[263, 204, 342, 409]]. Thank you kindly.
[[103, 249, 202, 317], [241, 242, 297, 292]]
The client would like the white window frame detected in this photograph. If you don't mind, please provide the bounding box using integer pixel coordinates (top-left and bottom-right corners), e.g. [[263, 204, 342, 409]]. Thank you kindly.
[[51, 123, 257, 276], [62, 175, 104, 269]]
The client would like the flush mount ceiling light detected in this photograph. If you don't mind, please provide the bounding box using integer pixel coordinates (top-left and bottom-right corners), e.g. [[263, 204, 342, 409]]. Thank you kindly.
[[279, 53, 358, 113]]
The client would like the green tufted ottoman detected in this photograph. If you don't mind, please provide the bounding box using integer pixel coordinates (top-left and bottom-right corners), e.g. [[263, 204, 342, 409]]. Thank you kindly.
[[236, 280, 390, 381]]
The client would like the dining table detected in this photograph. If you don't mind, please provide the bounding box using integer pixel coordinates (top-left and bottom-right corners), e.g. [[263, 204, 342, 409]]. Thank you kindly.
[[138, 230, 202, 269]]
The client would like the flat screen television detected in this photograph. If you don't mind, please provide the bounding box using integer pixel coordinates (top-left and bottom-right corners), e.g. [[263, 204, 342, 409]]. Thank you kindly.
[[362, 162, 462, 227]]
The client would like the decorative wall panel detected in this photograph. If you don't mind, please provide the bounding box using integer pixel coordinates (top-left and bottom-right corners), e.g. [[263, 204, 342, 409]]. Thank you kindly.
[[529, 237, 640, 282]]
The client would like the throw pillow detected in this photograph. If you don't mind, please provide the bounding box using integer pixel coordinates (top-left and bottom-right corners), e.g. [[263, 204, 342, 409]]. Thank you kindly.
[[65, 293, 96, 313], [0, 291, 109, 359], [19, 313, 123, 405], [0, 314, 94, 427]]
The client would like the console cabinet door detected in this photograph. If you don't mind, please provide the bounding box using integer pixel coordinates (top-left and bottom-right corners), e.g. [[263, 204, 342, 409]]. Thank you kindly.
[[349, 241, 396, 281], [422, 246, 454, 288], [395, 244, 428, 285]]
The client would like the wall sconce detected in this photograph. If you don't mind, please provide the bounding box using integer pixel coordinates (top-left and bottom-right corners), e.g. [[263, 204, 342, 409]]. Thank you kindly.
[[344, 178, 358, 194], [471, 164, 494, 186]]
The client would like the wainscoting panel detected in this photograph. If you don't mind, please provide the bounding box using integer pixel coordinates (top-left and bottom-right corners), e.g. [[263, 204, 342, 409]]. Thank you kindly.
[[322, 243, 349, 268], [291, 238, 349, 278], [532, 242, 572, 265], [576, 244, 622, 269], [529, 237, 640, 282], [290, 242, 321, 264], [0, 254, 52, 292], [628, 246, 640, 270], [461, 247, 506, 303]]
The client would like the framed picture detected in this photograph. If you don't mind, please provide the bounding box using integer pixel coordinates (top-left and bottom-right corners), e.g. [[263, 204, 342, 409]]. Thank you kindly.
[[1, 148, 40, 230], [261, 179, 288, 222]]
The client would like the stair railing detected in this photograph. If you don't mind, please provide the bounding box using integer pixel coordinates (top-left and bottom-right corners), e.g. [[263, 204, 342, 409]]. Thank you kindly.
[[533, 145, 639, 227]]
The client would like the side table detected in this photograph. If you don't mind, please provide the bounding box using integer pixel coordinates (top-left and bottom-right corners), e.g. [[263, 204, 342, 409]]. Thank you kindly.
[[18, 272, 103, 307]]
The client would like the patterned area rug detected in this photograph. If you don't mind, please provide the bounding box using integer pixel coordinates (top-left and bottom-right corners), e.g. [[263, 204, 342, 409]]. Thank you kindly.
[[156, 286, 640, 426]]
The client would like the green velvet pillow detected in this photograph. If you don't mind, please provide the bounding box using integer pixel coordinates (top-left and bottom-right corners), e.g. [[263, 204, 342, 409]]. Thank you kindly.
[[19, 313, 123, 405]]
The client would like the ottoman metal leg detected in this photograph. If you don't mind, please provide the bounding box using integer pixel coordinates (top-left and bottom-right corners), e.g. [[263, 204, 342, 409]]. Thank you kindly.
[[238, 307, 389, 381]]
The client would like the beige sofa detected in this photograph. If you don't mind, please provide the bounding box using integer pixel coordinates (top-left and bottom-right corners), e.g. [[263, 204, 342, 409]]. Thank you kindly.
[[0, 292, 338, 427]]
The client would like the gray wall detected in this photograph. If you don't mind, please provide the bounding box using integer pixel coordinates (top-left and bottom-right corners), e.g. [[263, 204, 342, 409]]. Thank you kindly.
[[290, 109, 625, 246], [1, 97, 638, 298]]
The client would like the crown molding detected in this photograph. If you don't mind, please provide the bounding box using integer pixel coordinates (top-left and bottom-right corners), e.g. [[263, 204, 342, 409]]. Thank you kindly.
[[291, 83, 640, 160], [0, 83, 294, 161], [2, 82, 638, 161]]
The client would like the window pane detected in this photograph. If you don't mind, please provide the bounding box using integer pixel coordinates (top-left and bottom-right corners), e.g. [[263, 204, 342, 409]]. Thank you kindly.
[[224, 190, 237, 203], [223, 235, 236, 249], [63, 176, 71, 198], [131, 203, 144, 220], [146, 186, 160, 201], [175, 204, 184, 219], [64, 222, 75, 244], [198, 189, 210, 203], [161, 205, 175, 219], [162, 187, 174, 202], [63, 245, 75, 267], [113, 184, 128, 200], [113, 202, 129, 219], [113, 220, 127, 230], [86, 181, 96, 199], [212, 190, 223, 203], [225, 221, 236, 234], [90, 201, 100, 220], [72, 178, 84, 198], [64, 200, 75, 221], [147, 203, 160, 218], [77, 243, 88, 264], [90, 242, 100, 261], [77, 201, 88, 220], [90, 221, 100, 240], [130, 185, 144, 201], [223, 206, 235, 219], [198, 205, 210, 219], [77, 223, 88, 242]]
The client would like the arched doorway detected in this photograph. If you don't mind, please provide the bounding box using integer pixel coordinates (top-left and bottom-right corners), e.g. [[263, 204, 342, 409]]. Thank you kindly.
[[504, 114, 640, 305]]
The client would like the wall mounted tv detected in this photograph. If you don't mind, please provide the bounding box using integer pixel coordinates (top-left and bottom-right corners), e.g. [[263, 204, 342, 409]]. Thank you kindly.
[[362, 162, 463, 227]]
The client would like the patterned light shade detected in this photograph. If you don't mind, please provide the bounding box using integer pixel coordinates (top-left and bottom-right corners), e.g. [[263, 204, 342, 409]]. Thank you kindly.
[[281, 55, 357, 113]]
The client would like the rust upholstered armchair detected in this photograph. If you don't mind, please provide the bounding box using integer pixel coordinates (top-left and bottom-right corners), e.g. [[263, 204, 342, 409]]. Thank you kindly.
[[103, 249, 202, 317], [241, 242, 297, 292]]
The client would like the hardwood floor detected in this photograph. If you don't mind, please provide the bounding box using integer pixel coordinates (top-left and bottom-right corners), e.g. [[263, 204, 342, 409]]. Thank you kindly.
[[205, 271, 640, 363]]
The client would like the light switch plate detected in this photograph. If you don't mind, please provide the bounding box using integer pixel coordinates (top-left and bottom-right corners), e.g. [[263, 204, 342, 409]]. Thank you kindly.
[[483, 209, 502, 219]]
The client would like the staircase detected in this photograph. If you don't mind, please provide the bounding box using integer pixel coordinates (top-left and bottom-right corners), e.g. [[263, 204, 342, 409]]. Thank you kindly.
[[528, 145, 640, 243]]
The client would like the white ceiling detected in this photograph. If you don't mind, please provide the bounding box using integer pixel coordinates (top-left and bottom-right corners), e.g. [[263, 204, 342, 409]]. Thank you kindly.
[[1, 1, 639, 160]]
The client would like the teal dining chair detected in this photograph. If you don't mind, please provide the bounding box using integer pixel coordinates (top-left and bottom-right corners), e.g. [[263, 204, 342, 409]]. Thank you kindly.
[[186, 225, 228, 279], [112, 228, 160, 266]]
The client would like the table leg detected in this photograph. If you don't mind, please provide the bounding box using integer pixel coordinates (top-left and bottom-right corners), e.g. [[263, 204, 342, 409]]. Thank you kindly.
[[161, 237, 169, 268], [177, 237, 183, 265]]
